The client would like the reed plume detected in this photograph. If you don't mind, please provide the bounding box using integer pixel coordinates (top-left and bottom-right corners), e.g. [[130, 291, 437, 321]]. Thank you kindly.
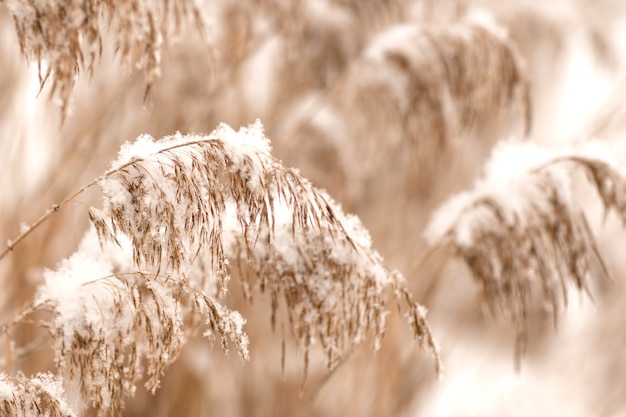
[[0, 372, 75, 417], [0, 121, 439, 415], [425, 139, 622, 361], [4, 0, 206, 119]]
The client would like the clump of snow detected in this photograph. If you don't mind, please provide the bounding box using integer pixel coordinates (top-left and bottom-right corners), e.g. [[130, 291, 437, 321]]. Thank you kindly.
[[36, 227, 119, 313], [217, 120, 273, 193], [425, 136, 622, 247], [109, 133, 162, 170], [217, 119, 272, 158], [109, 120, 271, 175], [425, 139, 562, 246]]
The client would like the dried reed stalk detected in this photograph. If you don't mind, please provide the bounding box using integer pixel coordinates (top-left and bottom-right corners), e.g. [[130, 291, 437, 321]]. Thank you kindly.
[[425, 141, 622, 362]]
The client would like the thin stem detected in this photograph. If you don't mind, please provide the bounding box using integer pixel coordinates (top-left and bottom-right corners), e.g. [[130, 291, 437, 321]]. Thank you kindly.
[[0, 178, 100, 262], [407, 241, 445, 277]]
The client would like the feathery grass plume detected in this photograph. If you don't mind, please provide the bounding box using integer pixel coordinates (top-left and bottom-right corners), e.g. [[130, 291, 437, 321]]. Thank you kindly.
[[361, 11, 531, 136], [331, 12, 530, 190], [93, 121, 440, 375], [3, 0, 206, 119], [27, 225, 248, 416], [423, 139, 625, 362], [227, 192, 441, 375], [0, 372, 75, 417]]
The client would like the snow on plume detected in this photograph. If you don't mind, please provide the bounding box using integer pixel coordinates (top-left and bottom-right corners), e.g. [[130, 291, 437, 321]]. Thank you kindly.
[[86, 120, 440, 377], [425, 139, 566, 246], [34, 227, 187, 414], [0, 372, 76, 417], [426, 137, 624, 248]]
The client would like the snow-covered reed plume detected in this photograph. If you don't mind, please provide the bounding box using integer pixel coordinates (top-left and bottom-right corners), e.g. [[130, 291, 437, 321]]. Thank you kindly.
[[95, 120, 440, 372], [0, 121, 439, 415], [29, 226, 248, 416], [425, 139, 624, 360], [0, 372, 75, 417]]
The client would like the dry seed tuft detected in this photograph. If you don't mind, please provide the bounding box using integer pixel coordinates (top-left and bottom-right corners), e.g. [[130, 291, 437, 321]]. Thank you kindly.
[[0, 372, 76, 417], [329, 16, 531, 189], [228, 192, 442, 375], [95, 121, 440, 375], [279, 15, 531, 201], [34, 227, 248, 416], [4, 0, 205, 119], [425, 141, 624, 362]]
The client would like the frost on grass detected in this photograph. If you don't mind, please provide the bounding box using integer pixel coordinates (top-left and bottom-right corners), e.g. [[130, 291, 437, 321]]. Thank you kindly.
[[425, 139, 626, 360], [95, 121, 440, 375], [4, 0, 206, 118], [0, 372, 75, 417], [32, 226, 248, 416]]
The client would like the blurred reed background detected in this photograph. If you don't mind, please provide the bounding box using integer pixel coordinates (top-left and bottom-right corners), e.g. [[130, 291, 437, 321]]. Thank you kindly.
[[2, 0, 626, 415]]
